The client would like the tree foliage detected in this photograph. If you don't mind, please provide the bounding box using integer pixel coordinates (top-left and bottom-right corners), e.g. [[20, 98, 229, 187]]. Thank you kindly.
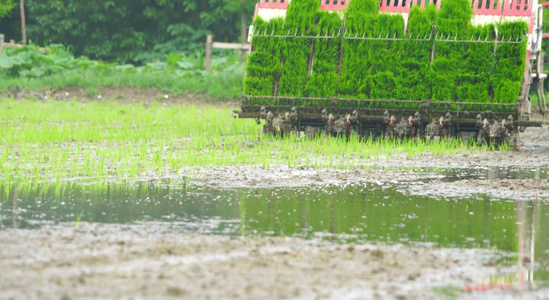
[[0, 0, 16, 19], [0, 0, 257, 62]]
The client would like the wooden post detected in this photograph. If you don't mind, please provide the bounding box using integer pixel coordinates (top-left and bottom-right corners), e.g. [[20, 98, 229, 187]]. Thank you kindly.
[[19, 0, 27, 46], [0, 34, 4, 54], [205, 35, 213, 72], [20, 0, 26, 45], [240, 8, 247, 61], [241, 8, 247, 45], [539, 52, 545, 74]]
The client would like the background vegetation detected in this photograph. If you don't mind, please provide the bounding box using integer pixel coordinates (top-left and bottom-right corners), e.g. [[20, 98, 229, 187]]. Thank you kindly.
[[0, 0, 548, 101], [0, 44, 245, 99], [0, 0, 16, 18], [0, 0, 257, 63]]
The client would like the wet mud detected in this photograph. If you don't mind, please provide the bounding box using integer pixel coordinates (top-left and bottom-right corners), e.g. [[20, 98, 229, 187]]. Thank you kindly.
[[181, 127, 549, 201], [2, 108, 549, 299], [1, 86, 239, 106], [1, 223, 545, 300]]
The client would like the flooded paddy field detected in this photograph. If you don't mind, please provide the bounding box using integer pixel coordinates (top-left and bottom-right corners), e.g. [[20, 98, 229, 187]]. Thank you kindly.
[[1, 98, 549, 299], [2, 173, 549, 299]]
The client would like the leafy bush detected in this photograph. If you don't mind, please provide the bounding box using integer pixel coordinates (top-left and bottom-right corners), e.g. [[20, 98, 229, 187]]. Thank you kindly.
[[0, 44, 102, 77], [0, 44, 245, 99], [133, 24, 212, 64], [0, 0, 16, 19]]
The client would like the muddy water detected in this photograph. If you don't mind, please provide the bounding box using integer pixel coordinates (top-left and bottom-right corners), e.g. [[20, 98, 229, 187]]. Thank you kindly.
[[2, 180, 549, 287], [389, 165, 549, 181], [432, 166, 549, 181]]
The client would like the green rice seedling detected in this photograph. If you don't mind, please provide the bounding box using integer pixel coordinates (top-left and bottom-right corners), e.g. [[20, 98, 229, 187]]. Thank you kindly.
[[493, 21, 528, 106], [304, 11, 342, 98], [369, 14, 405, 103], [1, 98, 502, 185], [338, 0, 378, 98], [458, 24, 496, 104], [278, 0, 319, 97], [431, 0, 473, 102], [244, 16, 286, 97], [400, 5, 437, 101]]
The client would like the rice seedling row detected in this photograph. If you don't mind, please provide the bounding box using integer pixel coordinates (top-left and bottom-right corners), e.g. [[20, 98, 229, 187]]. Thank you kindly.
[[1, 99, 487, 185], [244, 0, 528, 109]]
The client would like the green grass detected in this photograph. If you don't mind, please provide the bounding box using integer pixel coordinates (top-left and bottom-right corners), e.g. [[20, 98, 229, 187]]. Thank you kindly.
[[0, 67, 244, 99], [431, 285, 462, 299], [0, 99, 487, 185], [0, 44, 245, 99], [527, 91, 549, 120], [529, 91, 544, 108]]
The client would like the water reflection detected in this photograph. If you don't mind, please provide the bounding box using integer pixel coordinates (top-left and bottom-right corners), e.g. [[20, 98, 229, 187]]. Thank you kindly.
[[517, 201, 535, 285], [0, 181, 240, 229], [467, 201, 538, 290], [238, 186, 521, 251], [1, 181, 548, 287], [10, 184, 17, 228]]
